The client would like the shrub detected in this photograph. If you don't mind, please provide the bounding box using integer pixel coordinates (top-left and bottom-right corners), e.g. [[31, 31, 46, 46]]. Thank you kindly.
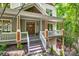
[[17, 44, 24, 49], [60, 50, 64, 56], [0, 44, 7, 51], [0, 44, 7, 55]]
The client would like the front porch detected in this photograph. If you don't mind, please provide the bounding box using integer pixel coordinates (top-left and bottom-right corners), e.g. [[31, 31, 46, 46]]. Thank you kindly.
[[0, 8, 64, 56], [0, 13, 59, 45]]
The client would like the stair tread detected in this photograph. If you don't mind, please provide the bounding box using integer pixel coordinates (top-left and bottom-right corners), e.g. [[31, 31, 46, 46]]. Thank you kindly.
[[29, 49, 42, 54], [29, 47, 42, 51], [28, 38, 44, 54], [29, 45, 42, 49]]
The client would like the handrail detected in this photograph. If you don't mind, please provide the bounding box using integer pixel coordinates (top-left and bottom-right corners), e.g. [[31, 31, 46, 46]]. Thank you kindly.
[[40, 31, 46, 51]]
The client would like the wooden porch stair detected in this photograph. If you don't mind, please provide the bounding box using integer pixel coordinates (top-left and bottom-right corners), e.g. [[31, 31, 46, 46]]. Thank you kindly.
[[27, 40, 44, 55]]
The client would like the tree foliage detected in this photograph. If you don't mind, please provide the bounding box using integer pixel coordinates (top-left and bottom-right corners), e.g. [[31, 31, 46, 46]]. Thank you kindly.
[[55, 3, 79, 47], [0, 3, 10, 8]]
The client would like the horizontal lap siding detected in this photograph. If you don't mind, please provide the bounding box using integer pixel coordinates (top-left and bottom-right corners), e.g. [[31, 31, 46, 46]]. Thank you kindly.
[[12, 19, 16, 32], [42, 21, 45, 31], [20, 19, 25, 32], [12, 19, 26, 32]]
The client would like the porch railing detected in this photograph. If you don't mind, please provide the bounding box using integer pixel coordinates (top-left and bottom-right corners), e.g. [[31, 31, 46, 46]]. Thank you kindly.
[[40, 31, 46, 51], [0, 32, 30, 52], [1, 32, 16, 41], [48, 30, 63, 37], [39, 30, 62, 51], [0, 32, 28, 42]]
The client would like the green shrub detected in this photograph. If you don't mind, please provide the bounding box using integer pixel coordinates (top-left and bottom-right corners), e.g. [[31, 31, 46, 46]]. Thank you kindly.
[[0, 44, 7, 51], [17, 44, 24, 49], [50, 48, 54, 54], [60, 50, 64, 56], [49, 47, 55, 55], [75, 48, 79, 56], [0, 44, 7, 55]]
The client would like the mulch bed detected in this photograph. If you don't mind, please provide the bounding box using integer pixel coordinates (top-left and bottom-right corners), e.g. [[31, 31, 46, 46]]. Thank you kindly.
[[2, 43, 28, 56]]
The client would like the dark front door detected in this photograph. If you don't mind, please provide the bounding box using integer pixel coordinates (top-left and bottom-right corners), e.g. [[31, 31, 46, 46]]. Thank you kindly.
[[27, 22, 35, 35]]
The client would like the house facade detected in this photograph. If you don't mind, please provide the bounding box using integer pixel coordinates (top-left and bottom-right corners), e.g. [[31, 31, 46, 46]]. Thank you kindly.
[[0, 3, 57, 35], [10, 3, 57, 35], [0, 3, 64, 55]]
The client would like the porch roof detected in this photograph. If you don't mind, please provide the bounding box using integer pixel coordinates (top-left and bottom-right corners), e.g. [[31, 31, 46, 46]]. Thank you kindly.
[[0, 8, 63, 22]]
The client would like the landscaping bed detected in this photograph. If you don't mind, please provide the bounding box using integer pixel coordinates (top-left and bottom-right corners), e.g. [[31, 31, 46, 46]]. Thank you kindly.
[[0, 43, 28, 56], [0, 44, 56, 56], [1, 43, 79, 56]]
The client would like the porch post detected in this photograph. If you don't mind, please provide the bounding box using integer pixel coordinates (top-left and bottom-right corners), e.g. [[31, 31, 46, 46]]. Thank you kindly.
[[16, 15, 21, 48], [40, 20, 42, 31], [44, 20, 48, 39]]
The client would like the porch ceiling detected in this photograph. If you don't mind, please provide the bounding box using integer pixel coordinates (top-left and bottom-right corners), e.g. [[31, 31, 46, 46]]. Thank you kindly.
[[0, 8, 63, 22]]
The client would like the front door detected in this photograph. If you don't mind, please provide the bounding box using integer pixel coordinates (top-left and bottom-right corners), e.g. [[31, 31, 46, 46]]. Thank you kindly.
[[27, 22, 35, 35]]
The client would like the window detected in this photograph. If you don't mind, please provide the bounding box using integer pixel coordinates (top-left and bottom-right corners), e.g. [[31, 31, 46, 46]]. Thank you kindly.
[[48, 24, 52, 31], [46, 9, 52, 16], [0, 20, 2, 30], [0, 19, 12, 32]]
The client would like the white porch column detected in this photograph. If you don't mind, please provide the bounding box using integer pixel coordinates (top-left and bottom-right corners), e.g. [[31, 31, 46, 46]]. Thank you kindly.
[[40, 20, 42, 31]]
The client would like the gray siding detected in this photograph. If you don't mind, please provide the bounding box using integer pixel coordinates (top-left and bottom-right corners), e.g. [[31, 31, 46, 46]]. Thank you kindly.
[[12, 19, 26, 32], [20, 19, 26, 32], [12, 19, 16, 32]]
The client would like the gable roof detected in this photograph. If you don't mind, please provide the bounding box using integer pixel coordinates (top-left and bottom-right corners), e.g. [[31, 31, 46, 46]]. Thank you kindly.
[[14, 3, 48, 15], [0, 8, 63, 22]]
